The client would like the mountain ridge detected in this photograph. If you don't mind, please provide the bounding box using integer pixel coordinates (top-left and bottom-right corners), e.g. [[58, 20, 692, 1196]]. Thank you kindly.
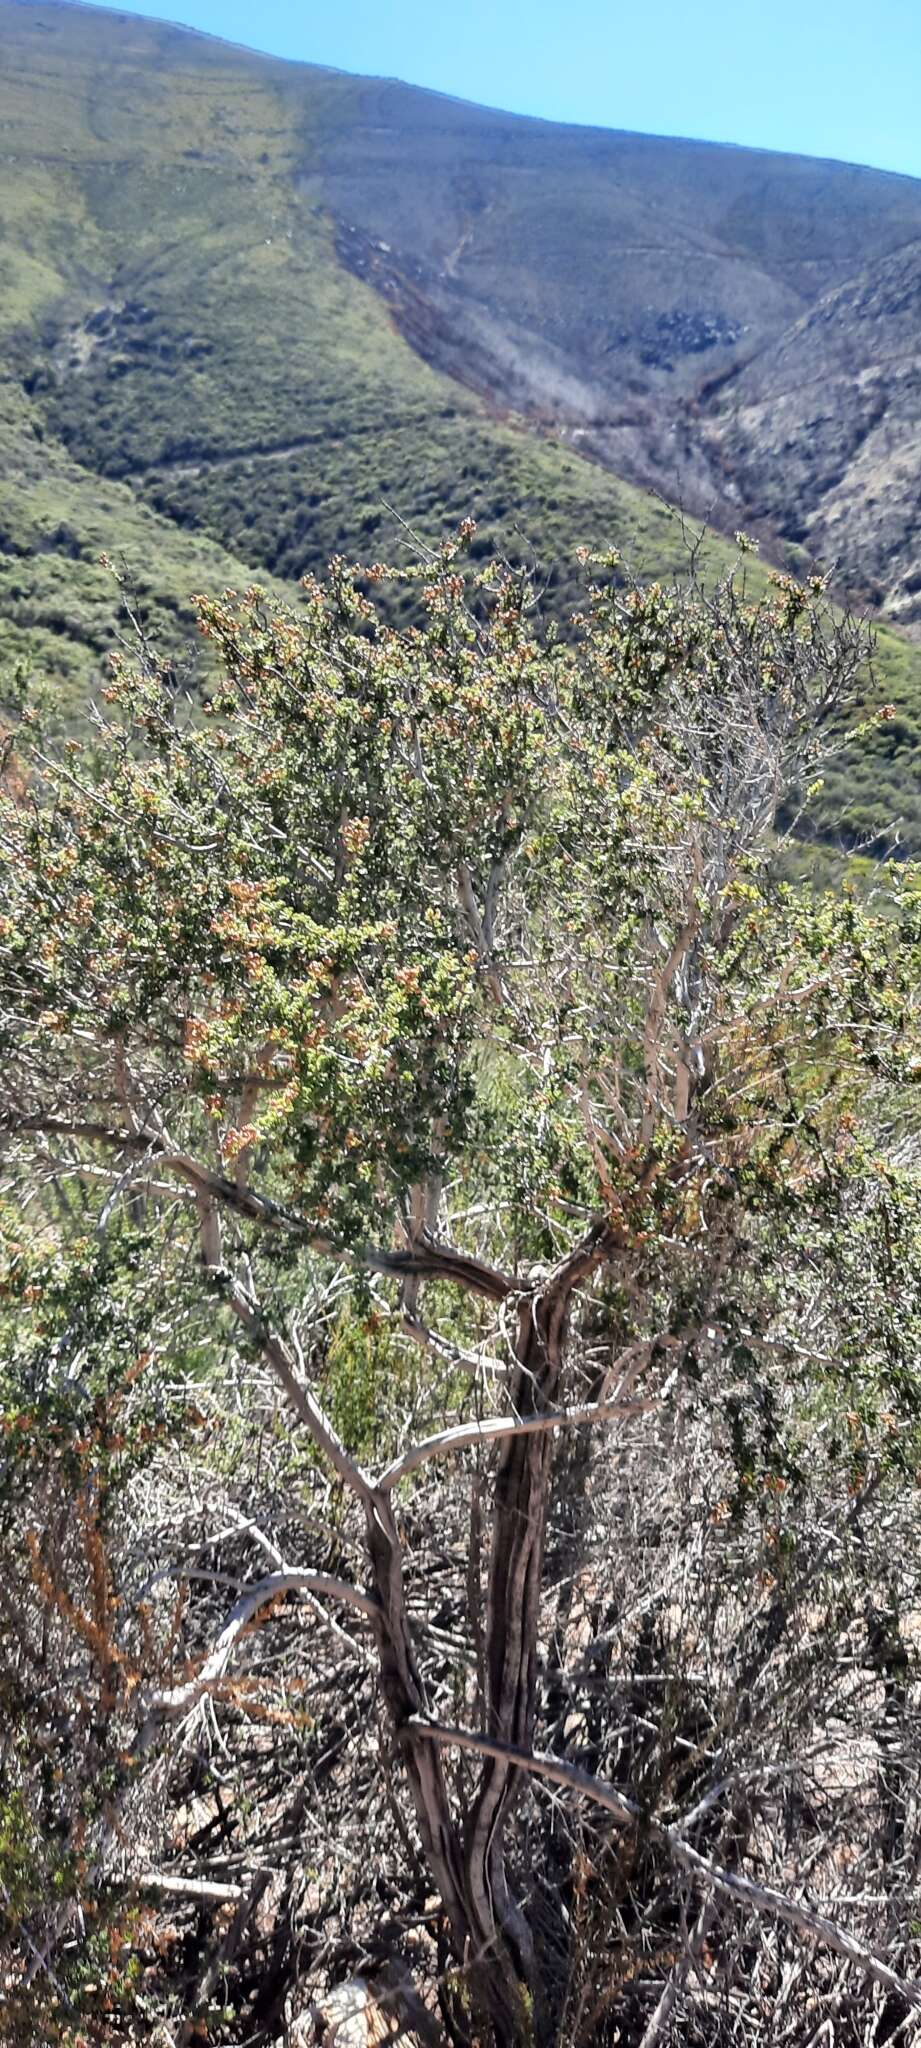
[[34, 0, 921, 180], [3, 0, 921, 852]]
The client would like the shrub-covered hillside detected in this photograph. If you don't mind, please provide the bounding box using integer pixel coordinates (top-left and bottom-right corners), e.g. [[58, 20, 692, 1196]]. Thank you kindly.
[[0, 0, 729, 692], [2, 0, 921, 848]]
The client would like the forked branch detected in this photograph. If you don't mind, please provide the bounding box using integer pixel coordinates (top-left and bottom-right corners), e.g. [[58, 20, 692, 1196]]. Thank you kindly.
[[5, 1115, 515, 1300], [409, 1720, 921, 2013]]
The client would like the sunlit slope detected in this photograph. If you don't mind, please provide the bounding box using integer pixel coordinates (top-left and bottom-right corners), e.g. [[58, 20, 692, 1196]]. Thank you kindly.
[[0, 378, 304, 708], [1, 0, 920, 849], [1, 1, 698, 612]]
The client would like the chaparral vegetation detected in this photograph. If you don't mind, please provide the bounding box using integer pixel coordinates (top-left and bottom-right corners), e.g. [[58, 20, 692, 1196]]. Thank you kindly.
[[2, 535, 921, 2046]]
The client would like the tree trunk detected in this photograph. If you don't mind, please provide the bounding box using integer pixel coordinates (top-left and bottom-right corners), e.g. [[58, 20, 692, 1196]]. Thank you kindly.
[[366, 1483, 532, 2044], [366, 1284, 572, 2045], [460, 1289, 569, 2045], [364, 1488, 471, 1954]]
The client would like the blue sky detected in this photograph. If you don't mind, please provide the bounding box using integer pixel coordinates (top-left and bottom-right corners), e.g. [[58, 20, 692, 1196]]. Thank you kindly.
[[84, 0, 921, 179]]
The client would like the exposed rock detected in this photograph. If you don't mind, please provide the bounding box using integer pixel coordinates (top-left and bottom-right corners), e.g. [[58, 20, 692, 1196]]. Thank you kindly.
[[287, 1970, 443, 2048]]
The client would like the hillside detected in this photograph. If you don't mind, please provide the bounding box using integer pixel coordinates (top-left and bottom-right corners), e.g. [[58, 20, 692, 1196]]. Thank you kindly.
[[1, 0, 921, 848], [700, 242, 921, 629], [315, 72, 921, 631], [0, 374, 308, 697], [0, 0, 715, 686]]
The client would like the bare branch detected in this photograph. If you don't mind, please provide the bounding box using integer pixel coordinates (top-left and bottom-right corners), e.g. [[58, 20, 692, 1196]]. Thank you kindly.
[[375, 1396, 660, 1491], [4, 1116, 515, 1300], [409, 1720, 921, 2012], [221, 1276, 373, 1502], [142, 1569, 377, 1726], [638, 1894, 718, 2048], [457, 859, 504, 1005], [138, 1874, 248, 1905]]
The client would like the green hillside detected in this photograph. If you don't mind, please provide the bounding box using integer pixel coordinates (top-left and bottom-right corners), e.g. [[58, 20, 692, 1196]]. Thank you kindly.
[[2, 0, 921, 851], [0, 6, 699, 625], [0, 376, 306, 702]]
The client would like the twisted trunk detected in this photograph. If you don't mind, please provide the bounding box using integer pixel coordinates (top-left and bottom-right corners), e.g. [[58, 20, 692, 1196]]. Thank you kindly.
[[459, 1289, 569, 2044], [367, 1287, 566, 2044], [372, 1235, 614, 2043]]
